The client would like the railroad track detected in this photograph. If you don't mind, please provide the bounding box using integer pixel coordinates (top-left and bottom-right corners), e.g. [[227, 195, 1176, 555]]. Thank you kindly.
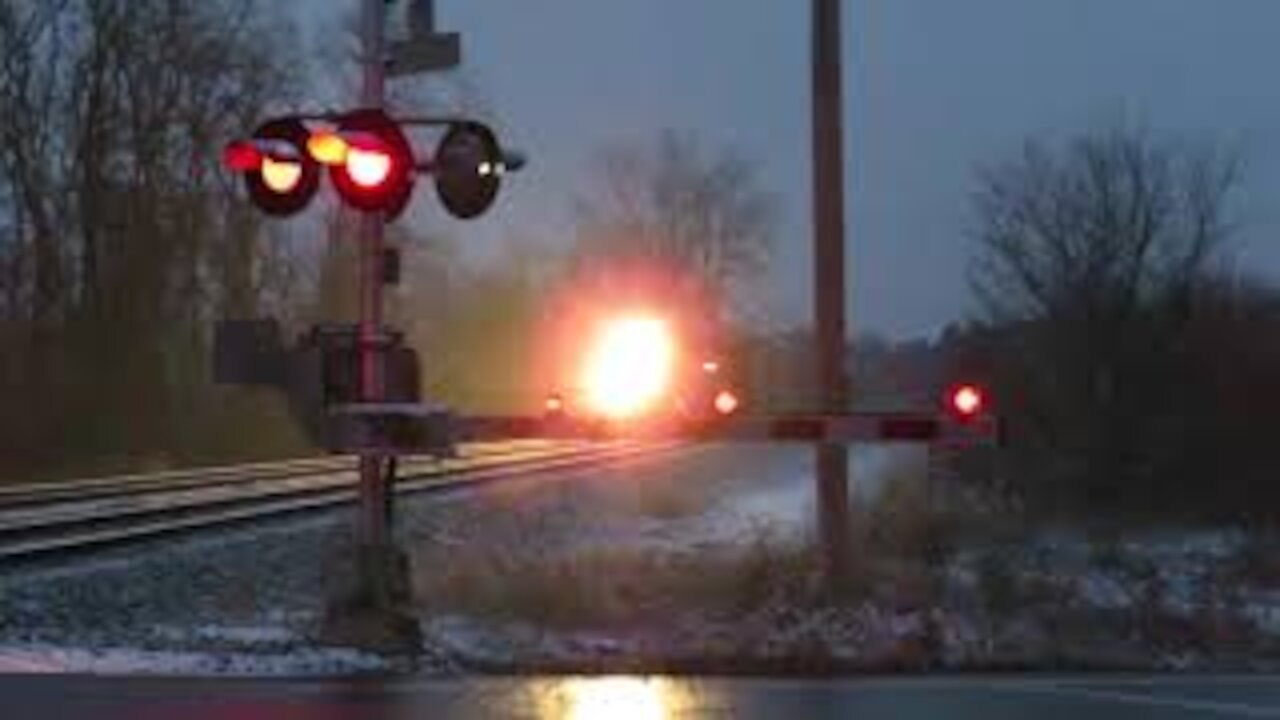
[[0, 440, 690, 563], [0, 439, 566, 509]]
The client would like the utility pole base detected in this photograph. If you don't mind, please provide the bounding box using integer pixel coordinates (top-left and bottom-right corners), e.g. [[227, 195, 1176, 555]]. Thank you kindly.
[[320, 542, 421, 655], [816, 443, 856, 595]]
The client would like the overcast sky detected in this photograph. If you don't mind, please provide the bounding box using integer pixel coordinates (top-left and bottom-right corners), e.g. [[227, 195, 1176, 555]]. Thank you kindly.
[[301, 1, 1280, 340]]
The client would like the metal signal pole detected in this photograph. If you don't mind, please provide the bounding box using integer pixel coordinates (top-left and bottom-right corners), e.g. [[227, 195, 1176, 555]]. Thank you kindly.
[[318, 0, 415, 650], [812, 0, 853, 587], [327, 0, 460, 652], [358, 0, 391, 553]]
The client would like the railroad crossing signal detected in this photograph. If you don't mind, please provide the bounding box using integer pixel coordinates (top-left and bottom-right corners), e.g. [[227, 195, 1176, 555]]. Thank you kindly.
[[223, 112, 522, 221], [434, 121, 506, 219], [223, 117, 321, 217], [315, 109, 416, 219]]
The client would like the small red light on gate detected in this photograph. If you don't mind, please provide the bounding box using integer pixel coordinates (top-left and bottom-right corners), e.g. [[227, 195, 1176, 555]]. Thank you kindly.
[[713, 390, 740, 416], [948, 383, 985, 420]]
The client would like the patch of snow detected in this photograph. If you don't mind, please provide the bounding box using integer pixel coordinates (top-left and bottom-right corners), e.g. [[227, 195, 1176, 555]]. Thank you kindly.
[[932, 609, 990, 663], [1157, 570, 1202, 617], [1241, 591, 1280, 634], [424, 615, 530, 666], [0, 643, 389, 675], [849, 445, 919, 503], [1123, 530, 1245, 562], [618, 445, 909, 552], [151, 624, 298, 645], [687, 481, 813, 546], [1075, 571, 1135, 610]]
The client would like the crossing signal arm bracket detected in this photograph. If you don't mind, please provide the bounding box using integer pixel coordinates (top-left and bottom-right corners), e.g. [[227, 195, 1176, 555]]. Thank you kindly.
[[223, 111, 524, 221]]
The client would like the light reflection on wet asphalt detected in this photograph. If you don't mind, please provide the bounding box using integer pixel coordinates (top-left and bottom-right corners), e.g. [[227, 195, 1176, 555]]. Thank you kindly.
[[12, 674, 1280, 719]]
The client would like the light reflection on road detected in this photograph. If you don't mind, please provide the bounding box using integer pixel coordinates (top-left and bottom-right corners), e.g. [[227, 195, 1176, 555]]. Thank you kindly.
[[534, 676, 690, 719]]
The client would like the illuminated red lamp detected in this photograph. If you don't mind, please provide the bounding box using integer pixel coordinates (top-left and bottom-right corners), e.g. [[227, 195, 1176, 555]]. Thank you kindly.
[[346, 145, 394, 189], [308, 129, 396, 192], [327, 109, 414, 219], [947, 383, 986, 421]]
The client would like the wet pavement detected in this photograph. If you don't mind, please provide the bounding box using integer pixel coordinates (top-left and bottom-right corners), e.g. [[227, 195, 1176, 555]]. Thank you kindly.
[[6, 673, 1280, 719]]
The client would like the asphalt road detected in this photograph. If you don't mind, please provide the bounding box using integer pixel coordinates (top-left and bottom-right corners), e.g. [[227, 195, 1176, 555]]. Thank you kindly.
[[6, 674, 1280, 719]]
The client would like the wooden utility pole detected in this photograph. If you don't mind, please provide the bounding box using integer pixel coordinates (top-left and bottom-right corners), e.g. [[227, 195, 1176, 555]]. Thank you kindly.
[[812, 0, 853, 587]]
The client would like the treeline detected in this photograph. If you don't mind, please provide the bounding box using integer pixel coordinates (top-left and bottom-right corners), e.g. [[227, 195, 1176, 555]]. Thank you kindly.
[[947, 126, 1280, 524], [0, 9, 782, 483], [0, 1, 308, 480]]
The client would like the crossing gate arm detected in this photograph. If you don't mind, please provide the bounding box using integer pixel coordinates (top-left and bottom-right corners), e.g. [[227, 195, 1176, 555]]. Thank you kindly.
[[456, 413, 1002, 446], [326, 404, 1004, 453]]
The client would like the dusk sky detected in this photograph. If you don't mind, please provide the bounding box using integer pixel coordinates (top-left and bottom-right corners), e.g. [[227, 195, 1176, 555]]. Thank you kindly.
[[304, 1, 1280, 340]]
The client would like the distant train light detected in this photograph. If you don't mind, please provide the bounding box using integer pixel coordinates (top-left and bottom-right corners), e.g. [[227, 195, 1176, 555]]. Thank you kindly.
[[582, 316, 674, 419], [713, 390, 739, 416], [545, 393, 565, 414], [702, 360, 719, 374], [948, 383, 986, 421]]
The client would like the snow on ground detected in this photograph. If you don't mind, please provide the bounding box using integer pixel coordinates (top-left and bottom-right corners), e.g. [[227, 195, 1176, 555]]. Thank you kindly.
[[4, 444, 1280, 674], [591, 444, 908, 553], [693, 443, 906, 542], [1074, 570, 1135, 610], [0, 641, 389, 675]]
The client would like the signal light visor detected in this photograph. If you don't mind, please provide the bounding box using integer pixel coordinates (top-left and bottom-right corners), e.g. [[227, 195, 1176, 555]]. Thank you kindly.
[[307, 131, 350, 166]]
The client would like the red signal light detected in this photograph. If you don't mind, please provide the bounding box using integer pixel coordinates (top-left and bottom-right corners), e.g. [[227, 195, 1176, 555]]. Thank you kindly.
[[346, 146, 394, 189], [328, 110, 414, 219], [948, 383, 985, 420]]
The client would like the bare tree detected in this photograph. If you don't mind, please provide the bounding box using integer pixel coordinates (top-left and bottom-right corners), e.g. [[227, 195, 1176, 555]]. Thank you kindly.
[[573, 130, 778, 325], [967, 125, 1242, 509], [0, 0, 304, 476], [971, 126, 1240, 325]]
